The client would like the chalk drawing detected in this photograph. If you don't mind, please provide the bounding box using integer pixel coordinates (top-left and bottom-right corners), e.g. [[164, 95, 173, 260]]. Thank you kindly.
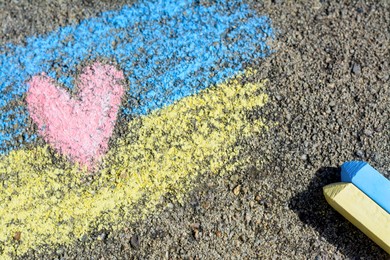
[[26, 62, 125, 169], [0, 0, 275, 257], [0, 0, 273, 153], [0, 70, 268, 258]]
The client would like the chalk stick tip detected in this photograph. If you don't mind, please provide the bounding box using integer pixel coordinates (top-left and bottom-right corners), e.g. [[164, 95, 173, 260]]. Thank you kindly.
[[323, 182, 349, 200], [341, 161, 368, 182]]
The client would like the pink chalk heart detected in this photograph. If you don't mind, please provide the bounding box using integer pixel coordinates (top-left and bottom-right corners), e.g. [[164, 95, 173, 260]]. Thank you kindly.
[[26, 62, 125, 170]]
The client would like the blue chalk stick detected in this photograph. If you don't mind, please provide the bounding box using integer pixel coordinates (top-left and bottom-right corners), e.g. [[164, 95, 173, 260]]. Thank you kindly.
[[341, 161, 390, 214]]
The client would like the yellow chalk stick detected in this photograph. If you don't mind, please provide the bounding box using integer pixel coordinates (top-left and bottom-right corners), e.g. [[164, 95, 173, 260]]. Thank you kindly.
[[323, 182, 390, 254]]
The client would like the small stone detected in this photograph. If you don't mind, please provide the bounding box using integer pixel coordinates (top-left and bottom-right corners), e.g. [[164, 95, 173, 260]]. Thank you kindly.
[[119, 171, 128, 179], [285, 112, 291, 121], [201, 201, 210, 210], [312, 0, 322, 10], [79, 234, 88, 242], [352, 63, 361, 75], [355, 150, 364, 158], [193, 229, 200, 240], [190, 223, 201, 240], [300, 154, 308, 161], [189, 223, 200, 229], [97, 233, 106, 241], [230, 174, 239, 182], [233, 185, 241, 196], [13, 231, 21, 241], [130, 234, 140, 249], [245, 212, 252, 222], [56, 248, 64, 255], [374, 125, 383, 132], [371, 152, 380, 162], [363, 129, 373, 137]]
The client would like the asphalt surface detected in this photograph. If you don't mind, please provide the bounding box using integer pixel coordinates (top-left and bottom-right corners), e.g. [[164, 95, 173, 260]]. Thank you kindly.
[[1, 0, 389, 259]]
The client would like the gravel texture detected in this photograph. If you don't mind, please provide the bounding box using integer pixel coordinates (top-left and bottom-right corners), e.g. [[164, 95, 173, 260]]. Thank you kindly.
[[0, 0, 389, 259]]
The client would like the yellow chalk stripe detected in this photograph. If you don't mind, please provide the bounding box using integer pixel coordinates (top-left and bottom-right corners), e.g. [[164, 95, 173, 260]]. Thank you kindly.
[[0, 70, 268, 258], [323, 183, 390, 254]]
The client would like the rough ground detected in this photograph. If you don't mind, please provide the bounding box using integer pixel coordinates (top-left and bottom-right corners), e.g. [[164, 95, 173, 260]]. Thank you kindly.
[[1, 0, 389, 259]]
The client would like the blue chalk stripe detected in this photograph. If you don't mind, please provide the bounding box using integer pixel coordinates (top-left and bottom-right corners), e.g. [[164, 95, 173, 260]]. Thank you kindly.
[[341, 161, 390, 214], [0, 0, 274, 153]]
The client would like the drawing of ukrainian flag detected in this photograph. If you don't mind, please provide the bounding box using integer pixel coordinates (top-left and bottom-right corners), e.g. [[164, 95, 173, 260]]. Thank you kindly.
[[0, 0, 274, 257]]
